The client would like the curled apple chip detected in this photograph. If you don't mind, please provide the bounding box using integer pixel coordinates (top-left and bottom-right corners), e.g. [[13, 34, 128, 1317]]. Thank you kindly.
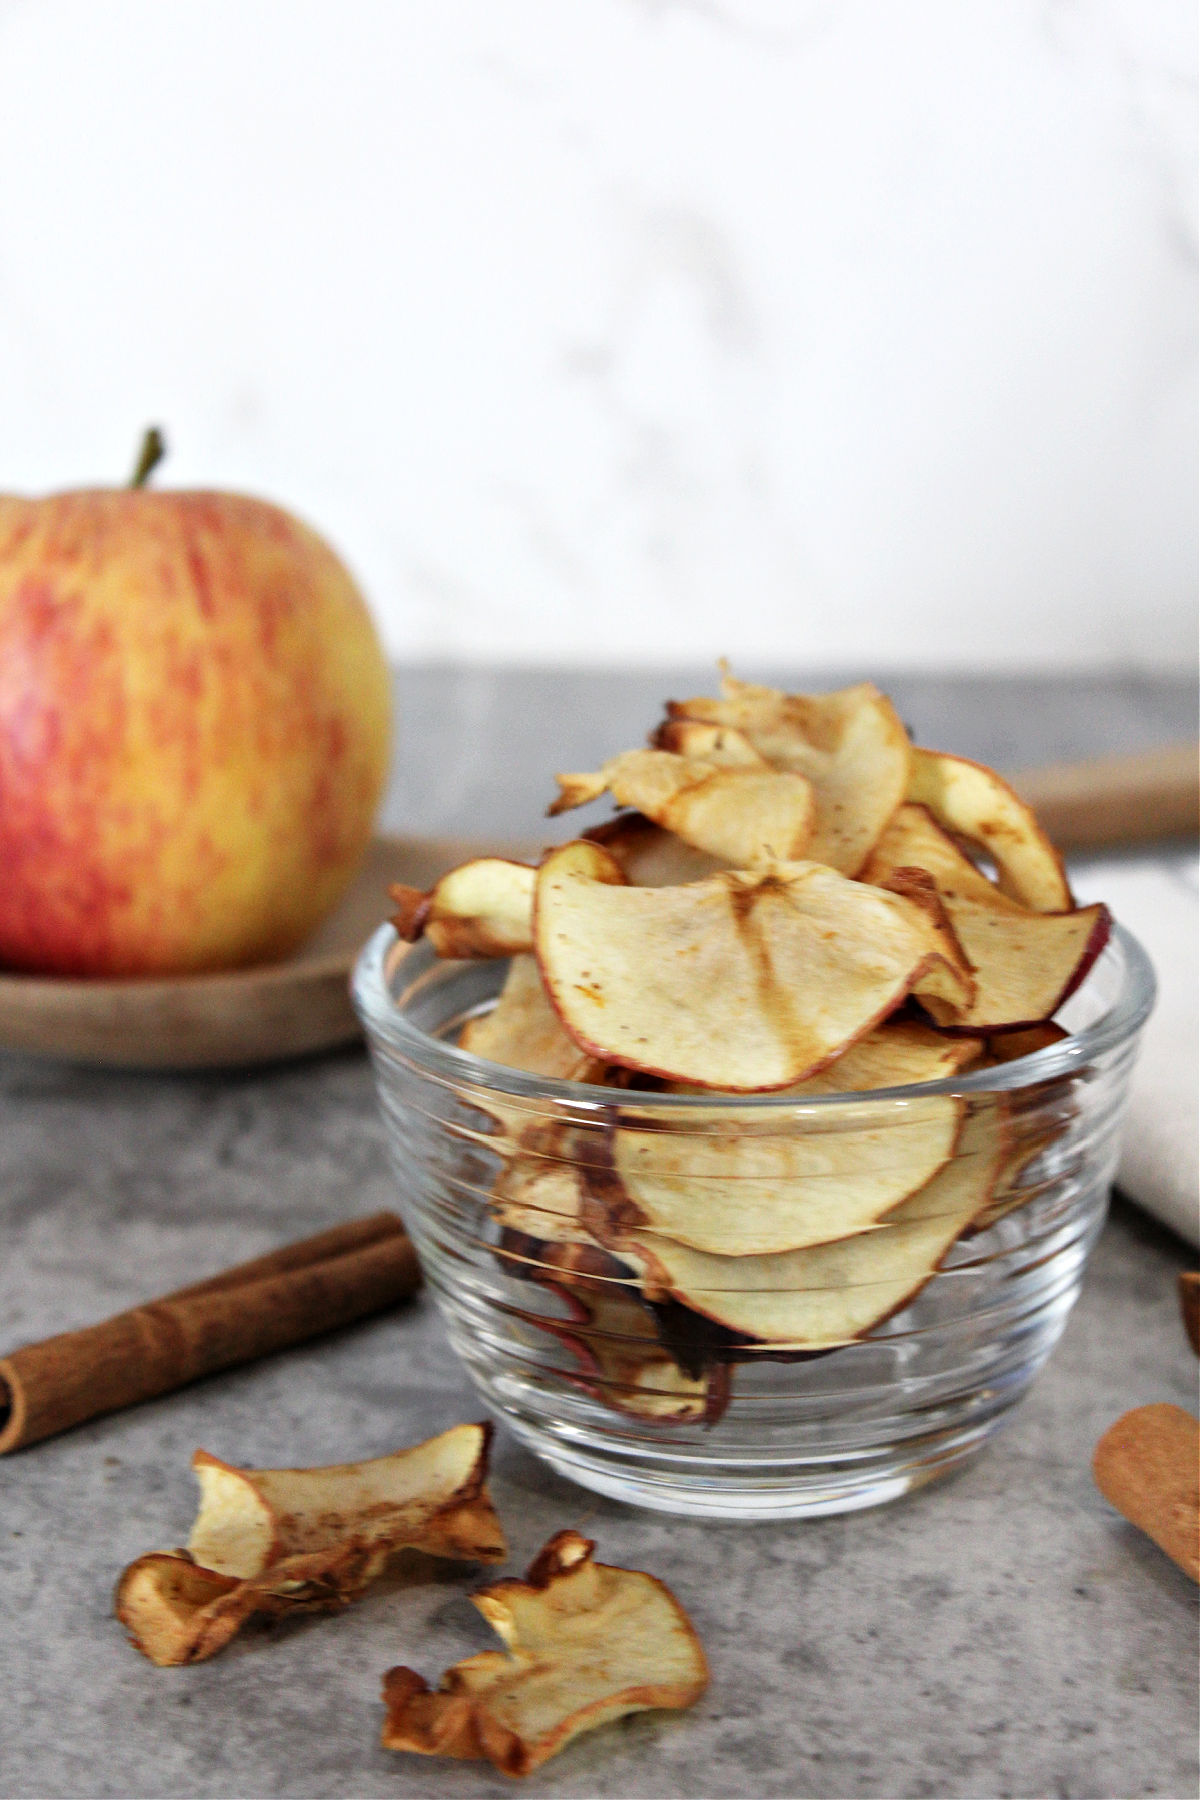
[[862, 805, 1109, 1032], [115, 1423, 505, 1666], [983, 1021, 1070, 1065], [535, 1280, 724, 1423], [490, 1126, 592, 1244], [906, 748, 1072, 912], [585, 812, 728, 887], [534, 840, 973, 1091], [651, 719, 767, 766], [390, 859, 535, 957], [550, 748, 817, 867], [459, 954, 603, 1085], [665, 675, 910, 875], [617, 1107, 1009, 1346], [794, 1020, 984, 1090], [380, 1529, 709, 1777], [591, 1028, 975, 1257]]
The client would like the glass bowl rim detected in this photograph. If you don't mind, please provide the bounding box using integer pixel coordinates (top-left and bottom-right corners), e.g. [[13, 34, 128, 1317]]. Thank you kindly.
[[352, 919, 1155, 1111]]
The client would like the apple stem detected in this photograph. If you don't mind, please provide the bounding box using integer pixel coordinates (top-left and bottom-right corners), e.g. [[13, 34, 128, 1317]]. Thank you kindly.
[[129, 427, 167, 488]]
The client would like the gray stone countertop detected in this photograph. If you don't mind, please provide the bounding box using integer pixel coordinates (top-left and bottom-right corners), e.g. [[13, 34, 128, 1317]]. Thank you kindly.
[[1, 668, 1197, 1800]]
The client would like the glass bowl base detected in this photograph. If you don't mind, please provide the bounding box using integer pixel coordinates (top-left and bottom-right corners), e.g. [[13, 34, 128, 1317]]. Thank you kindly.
[[501, 1406, 1012, 1521]]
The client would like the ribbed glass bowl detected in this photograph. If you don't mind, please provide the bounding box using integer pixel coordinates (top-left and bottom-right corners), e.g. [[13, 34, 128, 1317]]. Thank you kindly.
[[353, 923, 1153, 1519]]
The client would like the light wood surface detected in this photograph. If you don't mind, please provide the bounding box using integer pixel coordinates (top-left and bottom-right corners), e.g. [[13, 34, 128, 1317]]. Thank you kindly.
[[1010, 742, 1198, 850], [0, 742, 1193, 1071], [0, 835, 525, 1070]]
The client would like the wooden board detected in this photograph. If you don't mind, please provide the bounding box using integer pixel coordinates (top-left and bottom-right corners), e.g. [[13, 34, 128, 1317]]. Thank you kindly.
[[0, 835, 529, 1071], [1009, 743, 1198, 851]]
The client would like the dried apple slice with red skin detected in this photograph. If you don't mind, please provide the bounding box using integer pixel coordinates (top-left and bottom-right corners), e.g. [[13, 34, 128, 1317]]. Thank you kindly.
[[584, 813, 727, 886], [550, 748, 817, 867], [614, 1106, 1009, 1346], [874, 866, 975, 1022], [390, 859, 536, 957], [583, 1023, 980, 1257], [185, 1425, 505, 1575], [984, 1021, 1070, 1065], [790, 1020, 983, 1090], [862, 805, 1110, 1033], [906, 748, 1072, 912], [115, 1425, 505, 1666], [651, 719, 767, 766], [489, 1122, 595, 1245], [460, 955, 604, 1084], [594, 1102, 965, 1258], [665, 676, 910, 876], [534, 840, 973, 1092], [532, 1281, 729, 1424], [380, 1531, 709, 1778], [494, 1211, 635, 1294]]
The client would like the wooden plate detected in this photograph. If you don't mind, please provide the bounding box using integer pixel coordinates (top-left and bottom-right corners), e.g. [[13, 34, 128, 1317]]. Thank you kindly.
[[0, 835, 526, 1070]]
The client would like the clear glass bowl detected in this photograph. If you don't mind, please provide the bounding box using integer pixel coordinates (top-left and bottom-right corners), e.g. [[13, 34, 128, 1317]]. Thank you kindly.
[[353, 923, 1153, 1520]]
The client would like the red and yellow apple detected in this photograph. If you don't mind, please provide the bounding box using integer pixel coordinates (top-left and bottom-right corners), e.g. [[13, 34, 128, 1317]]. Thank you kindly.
[[0, 457, 392, 976]]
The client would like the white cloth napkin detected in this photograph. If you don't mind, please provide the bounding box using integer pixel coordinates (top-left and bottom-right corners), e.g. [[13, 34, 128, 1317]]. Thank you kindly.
[[1072, 856, 1199, 1247]]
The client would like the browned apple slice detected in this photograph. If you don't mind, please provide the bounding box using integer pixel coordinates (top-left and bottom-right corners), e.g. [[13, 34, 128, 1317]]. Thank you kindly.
[[983, 1022, 1070, 1064], [115, 1425, 505, 1666], [599, 1098, 963, 1257], [795, 1020, 984, 1090], [459, 954, 603, 1083], [616, 1106, 1009, 1345], [651, 719, 767, 766], [534, 840, 973, 1091], [906, 748, 1072, 912], [489, 1125, 592, 1245], [665, 675, 910, 875], [537, 1282, 724, 1423], [380, 1530, 709, 1777], [184, 1426, 505, 1576], [584, 813, 728, 886], [550, 748, 817, 867], [391, 859, 535, 957], [862, 804, 1109, 1032], [590, 1023, 979, 1257]]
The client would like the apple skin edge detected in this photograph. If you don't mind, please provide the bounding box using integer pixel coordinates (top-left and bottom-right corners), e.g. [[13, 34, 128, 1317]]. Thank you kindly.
[[922, 903, 1112, 1037], [531, 842, 975, 1093], [0, 488, 392, 976]]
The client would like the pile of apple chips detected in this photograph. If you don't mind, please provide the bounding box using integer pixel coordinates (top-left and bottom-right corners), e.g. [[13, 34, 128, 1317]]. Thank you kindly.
[[391, 675, 1110, 1422]]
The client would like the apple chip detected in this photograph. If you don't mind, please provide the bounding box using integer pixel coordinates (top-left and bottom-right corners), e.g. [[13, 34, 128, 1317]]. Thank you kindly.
[[537, 1282, 723, 1423], [862, 805, 1109, 1031], [906, 748, 1072, 912], [795, 1020, 984, 1090], [983, 1022, 1070, 1065], [115, 1423, 505, 1666], [591, 1026, 975, 1257], [585, 812, 728, 887], [665, 675, 910, 875], [550, 748, 816, 867], [459, 954, 603, 1084], [380, 1529, 709, 1777], [490, 1127, 591, 1245], [651, 719, 768, 766], [390, 859, 535, 957], [534, 840, 973, 1090], [616, 1107, 1009, 1345]]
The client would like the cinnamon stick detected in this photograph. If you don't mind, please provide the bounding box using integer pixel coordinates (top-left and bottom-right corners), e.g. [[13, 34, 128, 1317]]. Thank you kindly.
[[0, 1213, 421, 1455], [1092, 1403, 1200, 1583]]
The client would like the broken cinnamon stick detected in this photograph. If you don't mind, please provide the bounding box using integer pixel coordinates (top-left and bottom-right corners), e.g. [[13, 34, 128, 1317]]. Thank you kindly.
[[0, 1213, 421, 1455], [1092, 1403, 1200, 1583]]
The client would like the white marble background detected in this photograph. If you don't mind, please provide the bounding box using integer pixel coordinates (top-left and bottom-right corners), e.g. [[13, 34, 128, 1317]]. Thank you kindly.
[[0, 0, 1194, 669]]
